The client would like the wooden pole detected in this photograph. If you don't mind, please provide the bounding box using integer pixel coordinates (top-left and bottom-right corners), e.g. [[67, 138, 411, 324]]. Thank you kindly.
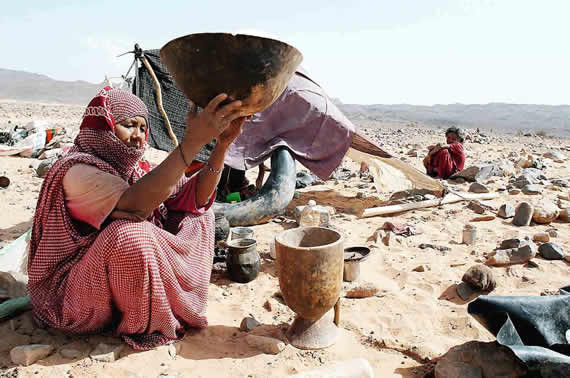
[[140, 56, 179, 147], [361, 192, 499, 218]]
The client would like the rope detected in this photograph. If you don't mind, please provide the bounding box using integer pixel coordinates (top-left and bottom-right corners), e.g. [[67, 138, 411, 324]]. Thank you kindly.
[[140, 56, 179, 147]]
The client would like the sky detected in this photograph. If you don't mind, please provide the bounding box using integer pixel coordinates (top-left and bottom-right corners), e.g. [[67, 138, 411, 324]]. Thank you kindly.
[[2, 0, 569, 105]]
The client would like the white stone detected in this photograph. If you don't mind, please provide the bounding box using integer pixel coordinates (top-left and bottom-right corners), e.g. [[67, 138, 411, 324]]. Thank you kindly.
[[245, 335, 285, 355], [10, 344, 54, 366]]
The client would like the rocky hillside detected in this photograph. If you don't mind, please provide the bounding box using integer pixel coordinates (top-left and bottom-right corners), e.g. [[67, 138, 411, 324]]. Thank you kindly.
[[0, 68, 101, 105]]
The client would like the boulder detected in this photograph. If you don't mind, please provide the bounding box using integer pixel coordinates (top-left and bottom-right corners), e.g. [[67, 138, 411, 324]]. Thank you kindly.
[[462, 265, 496, 291], [451, 164, 504, 183], [513, 203, 533, 226], [435, 341, 526, 378], [538, 243, 566, 260], [486, 245, 536, 266], [532, 200, 560, 224], [543, 151, 566, 163], [532, 233, 550, 243], [559, 208, 570, 223], [469, 183, 490, 194], [10, 345, 54, 366], [522, 184, 542, 195], [497, 204, 515, 219]]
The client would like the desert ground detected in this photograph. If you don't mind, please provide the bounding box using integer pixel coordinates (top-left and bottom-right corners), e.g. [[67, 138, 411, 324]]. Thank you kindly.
[[1, 100, 569, 377]]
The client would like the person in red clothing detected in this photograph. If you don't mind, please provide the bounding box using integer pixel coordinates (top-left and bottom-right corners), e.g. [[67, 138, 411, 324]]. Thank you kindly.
[[423, 127, 466, 179]]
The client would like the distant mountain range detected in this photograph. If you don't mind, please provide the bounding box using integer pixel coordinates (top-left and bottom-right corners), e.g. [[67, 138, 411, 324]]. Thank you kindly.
[[0, 68, 102, 105], [1, 68, 568, 137]]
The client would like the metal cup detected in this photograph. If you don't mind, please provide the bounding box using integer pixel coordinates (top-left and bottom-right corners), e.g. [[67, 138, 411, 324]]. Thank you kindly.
[[230, 227, 254, 240]]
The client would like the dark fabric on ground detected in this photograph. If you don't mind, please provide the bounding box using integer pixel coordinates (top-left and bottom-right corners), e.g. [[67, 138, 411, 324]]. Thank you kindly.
[[468, 289, 570, 377]]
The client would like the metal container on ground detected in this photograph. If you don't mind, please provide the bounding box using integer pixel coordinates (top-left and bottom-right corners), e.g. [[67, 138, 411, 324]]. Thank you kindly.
[[226, 238, 260, 283]]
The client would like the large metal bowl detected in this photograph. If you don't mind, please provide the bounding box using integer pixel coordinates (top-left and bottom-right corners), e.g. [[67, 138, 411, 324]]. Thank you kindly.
[[160, 33, 303, 115]]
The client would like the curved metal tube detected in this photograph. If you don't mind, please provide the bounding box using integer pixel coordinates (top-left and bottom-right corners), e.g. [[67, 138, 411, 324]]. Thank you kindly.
[[213, 147, 296, 226]]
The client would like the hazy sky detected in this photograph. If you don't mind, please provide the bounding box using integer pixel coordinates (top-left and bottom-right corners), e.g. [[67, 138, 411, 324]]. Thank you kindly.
[[2, 0, 569, 105]]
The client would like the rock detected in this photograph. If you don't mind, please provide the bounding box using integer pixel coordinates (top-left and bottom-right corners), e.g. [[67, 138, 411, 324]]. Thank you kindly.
[[412, 265, 426, 272], [345, 282, 380, 298], [513, 202, 533, 226], [467, 201, 486, 215], [10, 344, 54, 366], [544, 151, 566, 162], [548, 229, 559, 238], [552, 179, 569, 188], [239, 317, 260, 332], [295, 203, 331, 227], [508, 188, 521, 195], [538, 243, 566, 260], [471, 215, 495, 222], [532, 200, 559, 224], [456, 282, 475, 300], [486, 245, 536, 266], [419, 243, 450, 252], [36, 157, 58, 178], [511, 168, 544, 188], [295, 172, 315, 189], [214, 214, 230, 243], [263, 300, 273, 312], [244, 335, 285, 355], [407, 149, 418, 157], [522, 184, 542, 195], [435, 341, 526, 378], [0, 271, 28, 299], [89, 343, 124, 362], [382, 230, 392, 246], [532, 233, 550, 243], [286, 358, 374, 378], [462, 265, 496, 291], [469, 183, 490, 194], [497, 204, 515, 219], [559, 208, 570, 222], [452, 164, 503, 183], [59, 347, 82, 359]]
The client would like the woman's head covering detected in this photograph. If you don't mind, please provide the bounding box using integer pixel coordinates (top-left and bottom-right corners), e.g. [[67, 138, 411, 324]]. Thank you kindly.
[[445, 126, 464, 143], [72, 87, 151, 181], [80, 86, 149, 137]]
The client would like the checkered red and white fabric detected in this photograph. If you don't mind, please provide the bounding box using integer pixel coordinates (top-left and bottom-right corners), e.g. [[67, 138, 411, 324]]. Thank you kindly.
[[28, 89, 214, 350]]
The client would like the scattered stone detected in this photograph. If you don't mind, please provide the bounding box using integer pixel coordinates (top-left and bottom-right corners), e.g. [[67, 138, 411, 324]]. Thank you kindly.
[[532, 200, 560, 224], [0, 271, 28, 299], [513, 202, 533, 226], [508, 188, 521, 195], [456, 282, 475, 301], [511, 168, 545, 188], [345, 282, 380, 298], [36, 157, 57, 178], [89, 343, 124, 363], [452, 164, 503, 183], [526, 260, 540, 269], [59, 347, 82, 359], [462, 265, 496, 291], [497, 204, 515, 219], [548, 229, 559, 238], [486, 245, 536, 266], [435, 341, 526, 378], [295, 172, 315, 189], [245, 335, 285, 355], [469, 183, 490, 194], [538, 243, 566, 260], [419, 243, 450, 252], [543, 151, 566, 163], [467, 201, 486, 215], [540, 289, 560, 296], [552, 179, 569, 188], [500, 238, 525, 250], [382, 230, 392, 246], [559, 208, 570, 222], [471, 215, 495, 222], [412, 265, 427, 272], [532, 233, 550, 243], [263, 300, 272, 312], [10, 345, 54, 366], [522, 184, 542, 195], [239, 317, 260, 332], [407, 149, 418, 157]]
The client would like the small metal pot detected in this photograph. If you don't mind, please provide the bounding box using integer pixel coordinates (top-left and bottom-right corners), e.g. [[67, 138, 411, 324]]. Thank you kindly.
[[226, 238, 260, 283], [230, 227, 254, 240], [343, 246, 371, 282]]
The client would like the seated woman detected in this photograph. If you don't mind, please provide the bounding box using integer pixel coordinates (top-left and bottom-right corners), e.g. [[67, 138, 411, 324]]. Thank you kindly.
[[28, 87, 248, 350], [423, 127, 466, 179]]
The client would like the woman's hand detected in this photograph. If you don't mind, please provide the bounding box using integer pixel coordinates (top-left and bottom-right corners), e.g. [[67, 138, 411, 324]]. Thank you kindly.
[[183, 94, 247, 148], [216, 115, 251, 148]]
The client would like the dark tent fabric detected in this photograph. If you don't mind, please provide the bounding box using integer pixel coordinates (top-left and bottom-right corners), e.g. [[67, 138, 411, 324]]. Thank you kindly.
[[133, 48, 215, 163], [468, 287, 570, 377]]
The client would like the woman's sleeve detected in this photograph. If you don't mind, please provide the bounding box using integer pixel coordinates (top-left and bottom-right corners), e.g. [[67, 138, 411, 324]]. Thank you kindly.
[[163, 173, 216, 215], [62, 164, 130, 229]]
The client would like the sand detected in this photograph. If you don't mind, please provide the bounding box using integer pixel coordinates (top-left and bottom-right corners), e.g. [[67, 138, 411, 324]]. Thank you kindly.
[[1, 100, 569, 377]]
